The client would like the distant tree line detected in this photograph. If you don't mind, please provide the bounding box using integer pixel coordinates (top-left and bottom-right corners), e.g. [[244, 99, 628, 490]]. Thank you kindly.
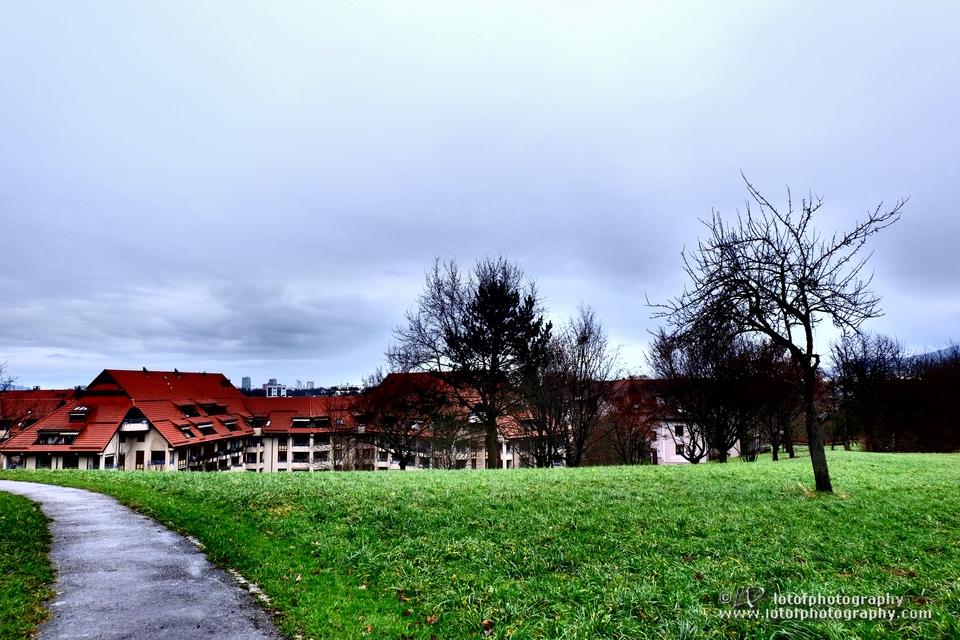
[[829, 334, 960, 453]]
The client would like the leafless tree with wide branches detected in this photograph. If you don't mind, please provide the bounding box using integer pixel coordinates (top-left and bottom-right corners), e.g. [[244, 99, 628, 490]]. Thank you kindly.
[[652, 176, 906, 491]]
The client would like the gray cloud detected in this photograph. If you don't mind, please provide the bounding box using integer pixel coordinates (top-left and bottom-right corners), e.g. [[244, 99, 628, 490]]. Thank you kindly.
[[2, 1, 959, 388]]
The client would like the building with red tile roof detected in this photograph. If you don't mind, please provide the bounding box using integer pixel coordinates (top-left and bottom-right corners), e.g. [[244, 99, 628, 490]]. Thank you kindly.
[[2, 369, 718, 473], [0, 369, 257, 471]]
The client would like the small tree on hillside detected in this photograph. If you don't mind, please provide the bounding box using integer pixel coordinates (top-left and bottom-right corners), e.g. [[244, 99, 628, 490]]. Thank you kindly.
[[556, 306, 621, 467], [516, 306, 621, 467], [653, 176, 905, 491]]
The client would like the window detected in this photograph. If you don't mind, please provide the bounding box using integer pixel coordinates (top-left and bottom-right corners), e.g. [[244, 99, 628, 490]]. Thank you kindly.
[[223, 420, 240, 432], [198, 423, 216, 436], [179, 405, 200, 418], [315, 451, 329, 462], [292, 452, 309, 463], [69, 406, 90, 423], [150, 450, 166, 464], [675, 424, 684, 438], [316, 434, 329, 445], [136, 433, 146, 443], [180, 426, 196, 439], [35, 432, 78, 445], [105, 455, 115, 469], [201, 403, 226, 416], [292, 418, 310, 428], [676, 444, 685, 457], [292, 435, 310, 447]]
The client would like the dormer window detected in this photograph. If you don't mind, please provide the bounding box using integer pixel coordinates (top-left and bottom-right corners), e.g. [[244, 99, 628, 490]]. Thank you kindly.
[[179, 404, 200, 418], [179, 426, 196, 439], [36, 431, 79, 445], [223, 420, 239, 432], [69, 406, 90, 423], [201, 403, 226, 416], [197, 423, 216, 436]]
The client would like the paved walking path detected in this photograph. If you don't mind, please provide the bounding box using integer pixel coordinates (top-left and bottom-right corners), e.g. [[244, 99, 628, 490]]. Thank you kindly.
[[0, 480, 282, 640]]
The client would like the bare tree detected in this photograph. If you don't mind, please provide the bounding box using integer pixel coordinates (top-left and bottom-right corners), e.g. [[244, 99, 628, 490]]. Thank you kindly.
[[829, 331, 907, 449], [512, 306, 620, 467], [653, 176, 905, 491], [752, 344, 803, 461], [356, 369, 446, 470], [648, 326, 760, 463], [0, 362, 14, 392], [603, 378, 657, 465], [513, 337, 567, 468], [430, 411, 484, 470], [556, 306, 621, 467], [389, 257, 552, 470], [0, 363, 22, 441]]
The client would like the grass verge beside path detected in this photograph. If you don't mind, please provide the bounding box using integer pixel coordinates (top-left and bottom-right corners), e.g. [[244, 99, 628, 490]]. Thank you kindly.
[[2, 451, 959, 639], [0, 492, 55, 639]]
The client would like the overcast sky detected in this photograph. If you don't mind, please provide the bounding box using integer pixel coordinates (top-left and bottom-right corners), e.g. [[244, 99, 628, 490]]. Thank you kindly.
[[2, 1, 958, 390]]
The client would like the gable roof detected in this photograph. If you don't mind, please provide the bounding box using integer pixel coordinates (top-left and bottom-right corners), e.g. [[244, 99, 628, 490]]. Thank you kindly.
[[0, 369, 252, 455], [88, 369, 241, 401]]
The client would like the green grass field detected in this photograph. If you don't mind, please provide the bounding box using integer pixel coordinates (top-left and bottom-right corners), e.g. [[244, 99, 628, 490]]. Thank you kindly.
[[2, 451, 959, 639], [0, 491, 55, 639]]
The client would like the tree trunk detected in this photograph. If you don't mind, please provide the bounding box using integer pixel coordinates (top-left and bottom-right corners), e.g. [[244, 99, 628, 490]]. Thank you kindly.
[[485, 424, 500, 469], [803, 382, 832, 492]]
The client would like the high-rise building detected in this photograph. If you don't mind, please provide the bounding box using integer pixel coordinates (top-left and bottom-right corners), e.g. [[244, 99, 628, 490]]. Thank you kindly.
[[263, 379, 287, 397]]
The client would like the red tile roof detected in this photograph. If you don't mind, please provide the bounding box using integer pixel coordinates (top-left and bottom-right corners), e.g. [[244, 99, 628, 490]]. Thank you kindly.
[[0, 389, 76, 435], [0, 369, 251, 455], [91, 369, 242, 402], [243, 396, 359, 434]]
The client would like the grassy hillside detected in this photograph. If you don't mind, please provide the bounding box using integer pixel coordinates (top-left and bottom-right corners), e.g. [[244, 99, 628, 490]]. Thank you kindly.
[[0, 491, 55, 639], [2, 451, 959, 639]]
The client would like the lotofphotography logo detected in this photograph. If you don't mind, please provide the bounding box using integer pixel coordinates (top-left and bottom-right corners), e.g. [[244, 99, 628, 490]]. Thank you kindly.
[[716, 587, 932, 622]]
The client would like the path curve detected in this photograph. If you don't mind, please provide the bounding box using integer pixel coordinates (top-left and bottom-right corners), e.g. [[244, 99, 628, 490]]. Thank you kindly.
[[0, 480, 282, 640]]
